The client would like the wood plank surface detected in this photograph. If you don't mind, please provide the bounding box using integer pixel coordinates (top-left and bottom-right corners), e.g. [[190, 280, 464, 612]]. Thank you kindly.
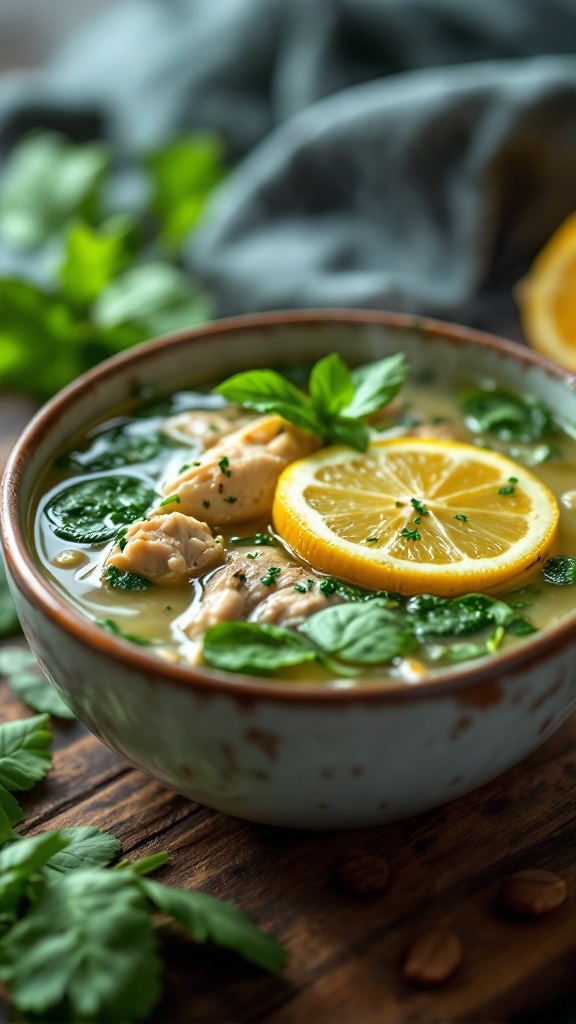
[[1, 393, 574, 1024]]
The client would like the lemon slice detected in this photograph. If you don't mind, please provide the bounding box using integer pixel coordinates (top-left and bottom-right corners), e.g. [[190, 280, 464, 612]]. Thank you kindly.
[[272, 439, 559, 596], [518, 210, 576, 369]]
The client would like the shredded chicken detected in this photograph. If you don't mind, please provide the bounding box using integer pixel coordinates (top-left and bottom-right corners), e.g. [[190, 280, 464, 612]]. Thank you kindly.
[[156, 415, 320, 525], [185, 546, 340, 640], [104, 512, 224, 585], [161, 406, 252, 449]]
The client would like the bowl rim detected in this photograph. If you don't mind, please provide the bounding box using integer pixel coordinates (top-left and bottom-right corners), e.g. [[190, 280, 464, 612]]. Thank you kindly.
[[2, 307, 576, 705]]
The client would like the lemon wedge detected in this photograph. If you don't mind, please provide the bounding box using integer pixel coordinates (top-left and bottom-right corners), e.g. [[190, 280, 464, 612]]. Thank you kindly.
[[518, 210, 576, 369], [272, 439, 559, 596]]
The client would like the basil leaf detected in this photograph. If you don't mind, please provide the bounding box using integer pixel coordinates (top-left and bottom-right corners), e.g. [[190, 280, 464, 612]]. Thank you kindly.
[[299, 602, 416, 665], [345, 353, 408, 418], [542, 556, 576, 586], [43, 827, 122, 876], [45, 474, 156, 545], [0, 868, 161, 1022], [145, 133, 226, 253], [202, 622, 317, 675], [329, 416, 370, 451], [460, 387, 552, 442], [216, 369, 323, 436], [0, 648, 75, 719], [406, 593, 518, 639], [93, 262, 212, 336], [309, 353, 354, 417], [0, 714, 52, 792], [139, 877, 288, 973], [0, 132, 109, 250], [0, 554, 20, 640], [102, 566, 152, 592]]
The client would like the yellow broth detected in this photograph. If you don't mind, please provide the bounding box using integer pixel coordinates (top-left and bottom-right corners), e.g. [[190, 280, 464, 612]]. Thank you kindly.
[[31, 377, 576, 684]]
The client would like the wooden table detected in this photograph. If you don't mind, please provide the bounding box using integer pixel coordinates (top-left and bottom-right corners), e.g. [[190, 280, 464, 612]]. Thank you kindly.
[[1, 393, 574, 1024]]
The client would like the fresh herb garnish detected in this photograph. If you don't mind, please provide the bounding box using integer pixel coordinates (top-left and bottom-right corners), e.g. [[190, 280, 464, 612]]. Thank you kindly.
[[218, 456, 231, 476], [260, 567, 282, 587], [231, 534, 276, 547], [454, 514, 468, 522], [45, 475, 156, 545], [216, 352, 408, 452], [542, 556, 576, 586], [159, 494, 180, 507], [405, 593, 533, 639], [202, 500, 210, 508], [460, 387, 552, 442], [0, 648, 75, 719], [498, 484, 515, 496], [234, 573, 248, 584], [429, 625, 506, 664], [410, 498, 429, 516], [224, 496, 237, 503], [365, 536, 378, 544], [102, 565, 152, 592], [400, 526, 421, 542]]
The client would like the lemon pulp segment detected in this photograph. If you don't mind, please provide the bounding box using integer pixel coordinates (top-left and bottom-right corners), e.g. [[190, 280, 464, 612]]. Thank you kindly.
[[272, 439, 559, 596], [519, 210, 576, 369]]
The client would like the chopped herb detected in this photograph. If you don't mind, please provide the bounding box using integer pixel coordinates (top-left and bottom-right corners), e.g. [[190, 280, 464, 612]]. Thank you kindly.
[[224, 496, 237, 504], [306, 579, 316, 590], [498, 484, 515, 496], [318, 578, 338, 596], [413, 517, 421, 525], [202, 500, 210, 508], [400, 526, 421, 542], [159, 494, 180, 507], [508, 476, 518, 482], [193, 460, 201, 466], [260, 567, 282, 587], [234, 573, 247, 584], [208, 423, 220, 432], [365, 536, 378, 544], [103, 565, 151, 591], [218, 456, 231, 477], [246, 553, 259, 560], [294, 584, 307, 593], [542, 556, 576, 586], [230, 534, 276, 547], [179, 463, 191, 472], [454, 514, 468, 522], [410, 497, 429, 516], [395, 501, 404, 508]]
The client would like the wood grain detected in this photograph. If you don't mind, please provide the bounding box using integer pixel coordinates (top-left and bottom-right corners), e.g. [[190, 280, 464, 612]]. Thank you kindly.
[[0, 394, 574, 1024]]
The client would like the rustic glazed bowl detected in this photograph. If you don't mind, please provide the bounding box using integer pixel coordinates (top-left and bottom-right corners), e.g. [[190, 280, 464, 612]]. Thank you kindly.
[[2, 311, 576, 829]]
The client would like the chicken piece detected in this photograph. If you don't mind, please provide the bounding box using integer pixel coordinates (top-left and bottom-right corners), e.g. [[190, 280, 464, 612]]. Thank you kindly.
[[104, 512, 224, 585], [185, 546, 341, 640], [161, 406, 252, 449], [157, 415, 320, 526]]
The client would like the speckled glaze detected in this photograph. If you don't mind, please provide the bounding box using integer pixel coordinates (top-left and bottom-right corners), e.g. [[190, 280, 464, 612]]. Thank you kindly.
[[2, 311, 576, 829]]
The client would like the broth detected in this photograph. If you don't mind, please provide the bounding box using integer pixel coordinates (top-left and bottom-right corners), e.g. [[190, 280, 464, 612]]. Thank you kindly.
[[32, 369, 576, 685]]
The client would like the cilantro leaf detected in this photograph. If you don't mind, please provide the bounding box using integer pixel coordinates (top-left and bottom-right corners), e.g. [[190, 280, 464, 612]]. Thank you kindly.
[[202, 622, 317, 675], [299, 601, 416, 665], [43, 827, 122, 876], [0, 868, 161, 1022], [0, 554, 20, 640], [139, 877, 288, 973], [344, 353, 408, 418], [0, 648, 75, 719], [0, 714, 52, 792], [0, 132, 109, 250]]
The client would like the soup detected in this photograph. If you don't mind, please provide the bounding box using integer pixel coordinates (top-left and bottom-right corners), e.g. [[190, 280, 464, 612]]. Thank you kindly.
[[32, 355, 576, 685]]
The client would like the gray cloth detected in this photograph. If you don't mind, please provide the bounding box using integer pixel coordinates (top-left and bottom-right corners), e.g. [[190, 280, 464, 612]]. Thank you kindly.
[[1, 0, 576, 334]]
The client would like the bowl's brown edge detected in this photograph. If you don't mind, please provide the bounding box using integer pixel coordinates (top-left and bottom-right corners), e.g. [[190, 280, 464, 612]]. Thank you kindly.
[[2, 307, 576, 706]]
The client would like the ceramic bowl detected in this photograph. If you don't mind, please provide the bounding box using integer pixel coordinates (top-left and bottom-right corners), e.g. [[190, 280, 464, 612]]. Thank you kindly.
[[2, 311, 576, 829]]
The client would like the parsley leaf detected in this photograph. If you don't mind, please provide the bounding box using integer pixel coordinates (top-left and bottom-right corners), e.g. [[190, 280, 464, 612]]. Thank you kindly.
[[42, 827, 122, 876], [0, 714, 52, 792], [0, 648, 75, 719], [139, 877, 287, 973], [0, 868, 162, 1022], [0, 832, 70, 906], [202, 622, 317, 675]]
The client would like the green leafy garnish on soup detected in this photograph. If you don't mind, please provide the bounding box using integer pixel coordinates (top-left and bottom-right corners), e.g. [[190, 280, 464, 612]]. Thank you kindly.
[[45, 475, 156, 545]]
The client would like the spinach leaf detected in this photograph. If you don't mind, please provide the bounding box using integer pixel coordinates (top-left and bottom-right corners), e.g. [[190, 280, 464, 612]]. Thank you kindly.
[[0, 648, 75, 719], [542, 556, 576, 586], [406, 593, 518, 639], [45, 475, 156, 545], [202, 622, 317, 675], [102, 566, 152, 592], [96, 619, 152, 646], [0, 555, 20, 640], [429, 626, 506, 665], [61, 423, 178, 474], [460, 387, 552, 442], [299, 601, 416, 665]]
